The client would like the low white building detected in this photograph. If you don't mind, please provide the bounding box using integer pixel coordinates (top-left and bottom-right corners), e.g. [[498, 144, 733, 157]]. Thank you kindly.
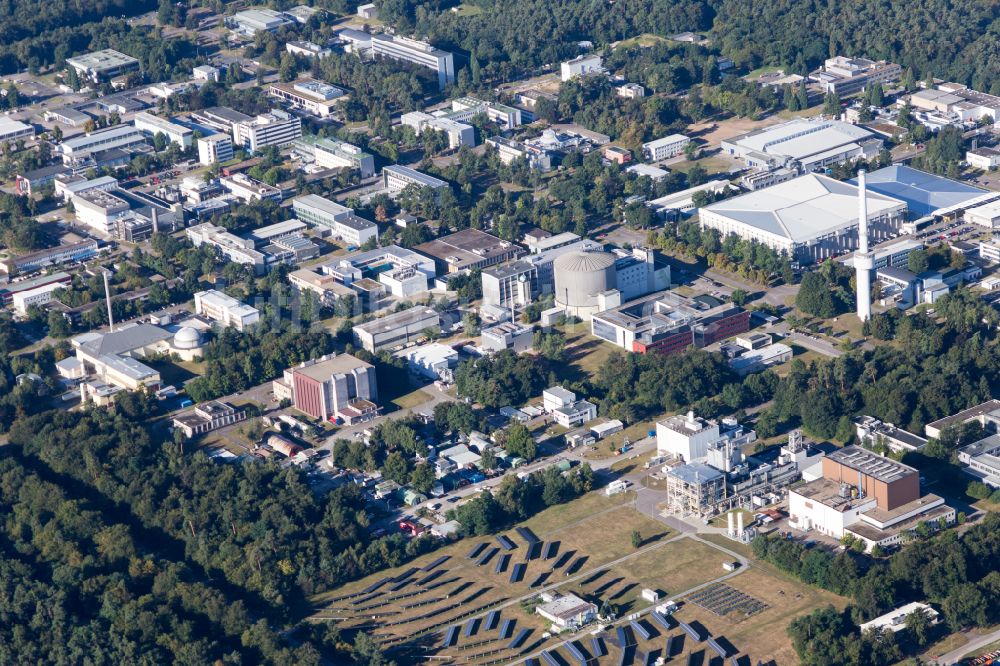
[[536, 593, 597, 630], [404, 343, 458, 380], [543, 386, 597, 427], [966, 201, 1000, 229], [729, 343, 793, 376], [192, 65, 220, 82], [859, 602, 939, 635], [133, 112, 193, 148], [12, 282, 62, 315], [966, 147, 1000, 171], [194, 289, 260, 331], [560, 54, 603, 81], [643, 134, 690, 161]]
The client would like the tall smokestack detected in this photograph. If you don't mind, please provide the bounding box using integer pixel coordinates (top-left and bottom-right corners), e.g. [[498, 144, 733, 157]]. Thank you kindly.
[[727, 511, 735, 536], [737, 512, 745, 537], [855, 170, 873, 322], [103, 270, 115, 333], [151, 207, 159, 234]]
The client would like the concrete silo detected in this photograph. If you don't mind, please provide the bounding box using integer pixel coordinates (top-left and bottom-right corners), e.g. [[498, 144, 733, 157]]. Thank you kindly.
[[553, 250, 617, 320]]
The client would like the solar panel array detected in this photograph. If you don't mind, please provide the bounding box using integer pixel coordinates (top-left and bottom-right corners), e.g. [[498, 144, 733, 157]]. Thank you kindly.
[[688, 582, 768, 618]]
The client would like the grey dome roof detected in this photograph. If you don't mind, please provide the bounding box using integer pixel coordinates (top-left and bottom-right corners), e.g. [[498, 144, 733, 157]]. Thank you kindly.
[[173, 326, 201, 349], [553, 250, 615, 273]]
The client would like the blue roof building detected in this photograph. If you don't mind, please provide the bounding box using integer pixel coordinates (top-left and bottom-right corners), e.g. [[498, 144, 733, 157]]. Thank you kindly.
[[851, 165, 986, 218]]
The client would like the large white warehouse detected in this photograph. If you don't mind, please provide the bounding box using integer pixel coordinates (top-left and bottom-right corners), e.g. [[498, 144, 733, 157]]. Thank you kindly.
[[699, 173, 907, 262], [721, 119, 881, 173]]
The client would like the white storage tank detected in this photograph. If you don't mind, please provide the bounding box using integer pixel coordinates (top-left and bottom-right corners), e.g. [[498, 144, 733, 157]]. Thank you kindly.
[[553, 250, 616, 320]]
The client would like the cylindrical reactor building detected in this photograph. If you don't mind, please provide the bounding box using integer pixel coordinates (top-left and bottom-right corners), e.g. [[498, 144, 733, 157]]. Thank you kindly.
[[553, 250, 617, 320]]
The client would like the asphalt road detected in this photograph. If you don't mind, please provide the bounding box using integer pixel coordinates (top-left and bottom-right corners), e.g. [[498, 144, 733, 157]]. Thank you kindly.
[[935, 628, 1000, 665]]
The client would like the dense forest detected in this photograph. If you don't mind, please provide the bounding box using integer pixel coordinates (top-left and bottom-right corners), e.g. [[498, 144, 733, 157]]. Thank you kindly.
[[375, 0, 1000, 91]]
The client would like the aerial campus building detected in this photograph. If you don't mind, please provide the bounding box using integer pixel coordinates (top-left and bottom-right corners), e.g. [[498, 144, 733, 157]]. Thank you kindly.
[[273, 354, 379, 424], [268, 79, 346, 118], [699, 173, 907, 262], [848, 164, 988, 219], [721, 119, 881, 174], [789, 446, 954, 552], [370, 33, 455, 90], [591, 290, 750, 355], [57, 323, 205, 404], [811, 56, 902, 97], [292, 194, 378, 247], [295, 136, 375, 178], [66, 49, 140, 82]]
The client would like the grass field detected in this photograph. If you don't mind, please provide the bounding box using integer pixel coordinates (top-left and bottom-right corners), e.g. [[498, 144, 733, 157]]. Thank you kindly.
[[450, 3, 484, 16], [391, 389, 432, 410], [566, 537, 731, 612], [615, 33, 672, 48], [670, 154, 736, 175]]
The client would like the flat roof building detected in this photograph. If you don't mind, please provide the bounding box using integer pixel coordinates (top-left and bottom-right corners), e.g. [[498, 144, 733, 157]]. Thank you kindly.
[[371, 33, 455, 90], [414, 228, 523, 274], [560, 54, 603, 82], [665, 462, 726, 513], [292, 193, 378, 247], [849, 165, 987, 218], [382, 164, 448, 195], [859, 603, 939, 635], [274, 354, 378, 424], [0, 117, 34, 143], [481, 321, 533, 353], [656, 411, 757, 462], [0, 272, 72, 306], [233, 110, 302, 153], [643, 134, 690, 161], [220, 173, 282, 203], [61, 323, 205, 401], [296, 135, 375, 178], [194, 289, 260, 331], [482, 260, 539, 309], [133, 112, 193, 148], [66, 49, 140, 82], [172, 401, 247, 438], [0, 239, 99, 275], [699, 173, 906, 262], [721, 119, 881, 173], [353, 307, 440, 352], [789, 445, 953, 551], [227, 8, 293, 35], [59, 125, 148, 165], [592, 290, 750, 356], [316, 244, 435, 300], [187, 223, 266, 274], [854, 415, 928, 454], [198, 133, 234, 166], [536, 593, 597, 630], [268, 79, 345, 118], [812, 56, 902, 97]]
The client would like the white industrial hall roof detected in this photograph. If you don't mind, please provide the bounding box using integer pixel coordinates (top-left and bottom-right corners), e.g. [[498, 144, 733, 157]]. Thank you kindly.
[[729, 119, 875, 161], [702, 173, 906, 243]]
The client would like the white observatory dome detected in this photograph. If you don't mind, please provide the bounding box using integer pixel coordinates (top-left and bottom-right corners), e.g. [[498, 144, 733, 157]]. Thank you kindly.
[[173, 326, 202, 350]]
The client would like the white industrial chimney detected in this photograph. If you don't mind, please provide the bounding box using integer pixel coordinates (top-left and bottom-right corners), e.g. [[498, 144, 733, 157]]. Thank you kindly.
[[737, 512, 745, 538], [727, 511, 735, 537], [151, 207, 159, 234], [103, 270, 115, 333], [855, 170, 874, 322]]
